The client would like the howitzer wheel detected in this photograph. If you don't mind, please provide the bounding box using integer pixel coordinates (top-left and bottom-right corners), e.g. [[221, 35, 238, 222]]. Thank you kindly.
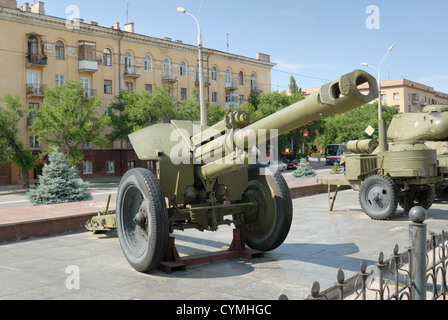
[[116, 168, 169, 272], [359, 174, 398, 220], [242, 165, 293, 251]]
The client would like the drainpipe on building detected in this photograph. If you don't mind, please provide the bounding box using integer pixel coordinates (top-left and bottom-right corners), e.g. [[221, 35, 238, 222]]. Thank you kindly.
[[118, 29, 124, 175]]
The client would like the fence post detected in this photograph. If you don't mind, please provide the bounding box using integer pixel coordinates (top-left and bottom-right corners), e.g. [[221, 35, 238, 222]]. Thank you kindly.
[[408, 206, 427, 300]]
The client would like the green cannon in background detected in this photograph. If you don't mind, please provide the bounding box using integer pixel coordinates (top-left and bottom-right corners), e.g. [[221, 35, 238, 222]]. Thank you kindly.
[[107, 69, 378, 272], [321, 104, 448, 220]]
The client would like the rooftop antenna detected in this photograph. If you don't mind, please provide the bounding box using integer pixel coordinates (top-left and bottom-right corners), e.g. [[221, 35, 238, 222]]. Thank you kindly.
[[126, 2, 129, 23], [226, 33, 229, 52]]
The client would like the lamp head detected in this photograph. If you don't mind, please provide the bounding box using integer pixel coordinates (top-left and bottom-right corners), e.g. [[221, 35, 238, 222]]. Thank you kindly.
[[177, 7, 187, 13]]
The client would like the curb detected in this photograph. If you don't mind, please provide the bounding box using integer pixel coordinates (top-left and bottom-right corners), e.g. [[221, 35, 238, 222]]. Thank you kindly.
[[0, 182, 348, 243], [0, 199, 115, 243]]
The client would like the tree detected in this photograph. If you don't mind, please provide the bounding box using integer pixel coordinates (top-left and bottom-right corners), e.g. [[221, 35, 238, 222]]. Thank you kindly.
[[315, 102, 399, 150], [177, 89, 227, 125], [31, 81, 111, 167], [0, 94, 37, 188], [292, 158, 316, 178], [288, 75, 299, 94], [27, 148, 92, 205], [109, 86, 177, 141]]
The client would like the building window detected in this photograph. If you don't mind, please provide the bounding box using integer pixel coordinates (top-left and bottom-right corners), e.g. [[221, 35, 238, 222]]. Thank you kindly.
[[212, 92, 218, 103], [180, 61, 187, 77], [106, 161, 115, 173], [163, 58, 171, 76], [78, 41, 96, 61], [103, 48, 112, 66], [239, 71, 244, 85], [125, 82, 133, 92], [211, 67, 217, 81], [55, 41, 65, 60], [80, 77, 90, 98], [29, 134, 40, 149], [127, 161, 135, 171], [27, 70, 40, 86], [145, 84, 152, 93], [104, 80, 112, 94], [83, 141, 92, 148], [83, 162, 93, 174], [226, 91, 231, 103], [27, 36, 38, 55], [380, 94, 387, 101], [225, 69, 231, 85], [251, 74, 257, 88], [55, 74, 65, 87], [393, 93, 400, 100], [144, 55, 152, 72], [180, 88, 187, 100], [125, 52, 133, 73]]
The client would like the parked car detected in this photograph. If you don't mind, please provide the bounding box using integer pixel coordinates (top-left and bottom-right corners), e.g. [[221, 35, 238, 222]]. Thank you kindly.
[[287, 160, 299, 170], [270, 160, 287, 172]]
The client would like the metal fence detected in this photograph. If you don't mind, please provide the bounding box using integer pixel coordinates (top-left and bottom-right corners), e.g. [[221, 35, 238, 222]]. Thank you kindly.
[[306, 207, 447, 300]]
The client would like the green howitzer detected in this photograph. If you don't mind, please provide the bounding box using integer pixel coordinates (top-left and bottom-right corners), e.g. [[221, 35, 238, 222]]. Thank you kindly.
[[112, 69, 378, 272]]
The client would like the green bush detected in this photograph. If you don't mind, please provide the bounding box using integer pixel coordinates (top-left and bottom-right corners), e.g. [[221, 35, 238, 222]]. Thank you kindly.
[[27, 149, 92, 205], [292, 158, 316, 178]]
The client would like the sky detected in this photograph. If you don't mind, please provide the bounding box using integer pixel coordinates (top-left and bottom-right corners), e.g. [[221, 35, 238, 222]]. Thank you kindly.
[[39, 0, 448, 93]]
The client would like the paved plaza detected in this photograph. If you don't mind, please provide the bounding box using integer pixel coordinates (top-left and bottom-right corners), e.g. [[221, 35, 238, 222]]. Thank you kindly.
[[1, 188, 447, 300]]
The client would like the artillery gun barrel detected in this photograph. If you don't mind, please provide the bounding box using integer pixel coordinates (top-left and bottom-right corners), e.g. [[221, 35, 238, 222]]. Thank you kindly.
[[234, 69, 378, 147], [200, 69, 378, 179]]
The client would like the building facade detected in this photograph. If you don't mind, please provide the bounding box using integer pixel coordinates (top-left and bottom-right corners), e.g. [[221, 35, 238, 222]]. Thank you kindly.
[[0, 1, 275, 184]]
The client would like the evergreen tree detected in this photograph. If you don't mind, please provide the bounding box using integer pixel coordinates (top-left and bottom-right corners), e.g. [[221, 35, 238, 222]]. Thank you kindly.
[[330, 162, 343, 174], [292, 158, 316, 178], [27, 149, 92, 205]]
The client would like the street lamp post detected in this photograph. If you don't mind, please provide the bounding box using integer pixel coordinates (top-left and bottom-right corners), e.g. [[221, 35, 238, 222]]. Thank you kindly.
[[177, 1, 207, 127], [361, 45, 394, 152]]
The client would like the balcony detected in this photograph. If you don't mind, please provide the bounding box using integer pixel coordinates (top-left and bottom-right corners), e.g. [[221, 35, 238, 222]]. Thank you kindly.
[[195, 77, 210, 87], [78, 60, 98, 73], [26, 53, 48, 67], [26, 84, 46, 98], [251, 84, 262, 92], [124, 66, 141, 78], [225, 80, 238, 91], [162, 72, 178, 83], [82, 89, 97, 99]]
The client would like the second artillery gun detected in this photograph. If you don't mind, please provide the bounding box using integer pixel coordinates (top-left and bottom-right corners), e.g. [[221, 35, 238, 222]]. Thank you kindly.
[[92, 69, 378, 272], [321, 104, 448, 220]]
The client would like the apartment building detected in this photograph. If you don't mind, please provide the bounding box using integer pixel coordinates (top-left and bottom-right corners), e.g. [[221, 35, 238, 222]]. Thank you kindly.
[[0, 1, 275, 184], [368, 79, 448, 113], [302, 78, 448, 113]]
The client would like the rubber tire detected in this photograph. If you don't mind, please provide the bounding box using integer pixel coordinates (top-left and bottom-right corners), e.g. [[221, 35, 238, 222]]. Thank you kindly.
[[243, 165, 293, 251], [359, 174, 398, 220], [116, 168, 169, 272], [399, 186, 436, 213]]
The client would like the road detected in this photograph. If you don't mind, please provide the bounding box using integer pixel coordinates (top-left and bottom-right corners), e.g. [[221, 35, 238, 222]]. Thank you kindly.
[[0, 158, 332, 210], [0, 183, 119, 210]]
